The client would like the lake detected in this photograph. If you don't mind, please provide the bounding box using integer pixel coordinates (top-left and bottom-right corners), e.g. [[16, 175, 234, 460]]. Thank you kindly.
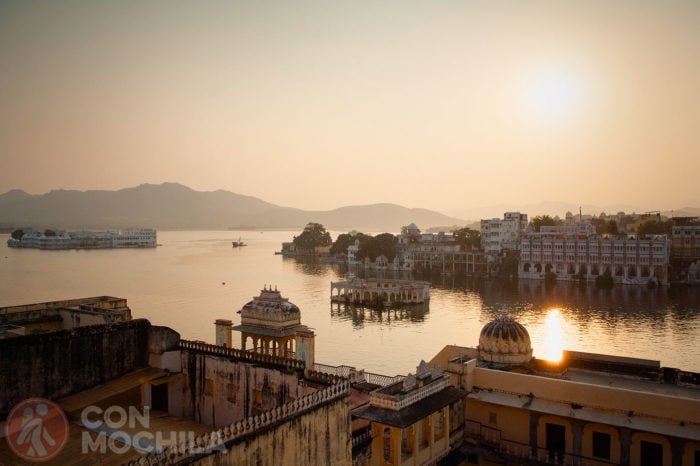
[[1, 230, 699, 375]]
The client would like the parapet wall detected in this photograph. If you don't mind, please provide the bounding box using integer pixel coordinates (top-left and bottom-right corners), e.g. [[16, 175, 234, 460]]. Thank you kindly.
[[128, 381, 351, 465], [0, 319, 150, 416], [180, 339, 305, 370]]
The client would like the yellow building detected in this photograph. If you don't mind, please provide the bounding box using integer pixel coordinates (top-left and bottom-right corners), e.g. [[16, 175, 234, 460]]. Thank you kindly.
[[430, 316, 700, 466], [352, 360, 466, 466]]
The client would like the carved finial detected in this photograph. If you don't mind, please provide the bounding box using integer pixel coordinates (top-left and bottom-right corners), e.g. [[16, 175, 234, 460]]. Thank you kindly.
[[275, 284, 278, 292]]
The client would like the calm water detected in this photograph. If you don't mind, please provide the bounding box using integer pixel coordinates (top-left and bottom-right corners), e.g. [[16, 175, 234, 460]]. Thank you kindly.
[[1, 230, 699, 375]]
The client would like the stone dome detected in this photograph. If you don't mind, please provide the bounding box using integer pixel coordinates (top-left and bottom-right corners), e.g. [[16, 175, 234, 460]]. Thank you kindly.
[[478, 316, 533, 365]]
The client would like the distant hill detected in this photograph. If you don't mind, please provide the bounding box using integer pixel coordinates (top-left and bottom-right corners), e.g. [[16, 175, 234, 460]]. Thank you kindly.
[[0, 183, 465, 233]]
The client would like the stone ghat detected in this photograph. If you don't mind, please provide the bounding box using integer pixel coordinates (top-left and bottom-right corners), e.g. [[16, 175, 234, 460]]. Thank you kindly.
[[179, 339, 305, 370], [126, 380, 351, 465]]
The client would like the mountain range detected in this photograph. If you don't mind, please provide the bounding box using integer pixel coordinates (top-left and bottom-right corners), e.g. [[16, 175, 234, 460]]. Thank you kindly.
[[0, 183, 466, 232]]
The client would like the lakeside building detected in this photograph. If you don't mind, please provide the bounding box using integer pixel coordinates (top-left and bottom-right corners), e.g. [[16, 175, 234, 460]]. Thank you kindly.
[[348, 224, 487, 275], [430, 316, 700, 465], [519, 230, 671, 285], [6, 228, 157, 249], [330, 278, 430, 306], [479, 212, 529, 256], [671, 219, 700, 262], [2, 292, 698, 465]]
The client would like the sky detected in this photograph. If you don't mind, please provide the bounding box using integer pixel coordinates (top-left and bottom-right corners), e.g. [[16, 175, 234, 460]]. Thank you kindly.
[[1, 0, 698, 217]]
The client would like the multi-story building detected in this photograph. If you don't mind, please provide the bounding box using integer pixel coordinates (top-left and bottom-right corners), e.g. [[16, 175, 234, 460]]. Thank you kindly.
[[480, 212, 529, 255], [431, 316, 700, 466], [7, 229, 157, 249], [352, 360, 466, 466], [520, 232, 671, 285], [671, 221, 700, 262]]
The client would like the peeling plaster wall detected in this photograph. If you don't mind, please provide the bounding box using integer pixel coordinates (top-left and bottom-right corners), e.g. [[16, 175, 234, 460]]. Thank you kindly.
[[0, 319, 150, 416], [181, 351, 312, 428], [193, 396, 351, 466]]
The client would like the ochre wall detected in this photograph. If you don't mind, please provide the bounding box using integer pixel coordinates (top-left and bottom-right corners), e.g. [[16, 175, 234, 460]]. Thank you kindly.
[[192, 396, 351, 466], [180, 351, 311, 428]]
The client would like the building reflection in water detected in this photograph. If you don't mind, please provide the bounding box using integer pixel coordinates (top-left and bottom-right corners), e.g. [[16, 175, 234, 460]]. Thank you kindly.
[[330, 302, 429, 327]]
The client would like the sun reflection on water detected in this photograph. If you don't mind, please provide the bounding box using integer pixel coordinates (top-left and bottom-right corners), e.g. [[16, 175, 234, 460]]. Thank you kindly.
[[542, 308, 565, 362]]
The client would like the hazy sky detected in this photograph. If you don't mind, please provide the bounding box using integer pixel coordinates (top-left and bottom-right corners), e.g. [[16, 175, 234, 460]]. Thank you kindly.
[[1, 0, 698, 216]]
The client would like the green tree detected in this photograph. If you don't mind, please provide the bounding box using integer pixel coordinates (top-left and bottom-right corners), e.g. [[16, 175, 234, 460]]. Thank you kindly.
[[10, 229, 24, 241], [356, 233, 397, 261], [530, 215, 562, 232], [601, 220, 619, 235], [44, 229, 56, 237], [637, 220, 672, 236], [330, 231, 371, 255], [453, 227, 481, 251], [293, 223, 332, 252]]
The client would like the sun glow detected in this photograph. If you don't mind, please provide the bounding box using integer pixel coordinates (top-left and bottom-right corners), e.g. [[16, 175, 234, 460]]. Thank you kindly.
[[542, 308, 565, 362], [525, 68, 585, 122]]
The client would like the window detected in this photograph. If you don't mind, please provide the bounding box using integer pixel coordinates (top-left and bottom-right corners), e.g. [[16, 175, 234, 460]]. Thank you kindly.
[[489, 411, 497, 425], [435, 411, 445, 440], [545, 423, 566, 463], [205, 378, 214, 396], [592, 431, 611, 459], [383, 428, 392, 462], [640, 440, 663, 466]]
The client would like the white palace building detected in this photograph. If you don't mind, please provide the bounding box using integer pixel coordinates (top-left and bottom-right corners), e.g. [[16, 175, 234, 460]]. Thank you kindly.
[[519, 223, 671, 285]]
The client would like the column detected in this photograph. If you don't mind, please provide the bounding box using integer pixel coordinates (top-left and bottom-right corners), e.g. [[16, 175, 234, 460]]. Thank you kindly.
[[619, 427, 632, 466], [530, 413, 541, 458]]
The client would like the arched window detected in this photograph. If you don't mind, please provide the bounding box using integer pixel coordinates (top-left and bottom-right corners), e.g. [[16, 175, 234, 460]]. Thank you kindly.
[[384, 428, 392, 462]]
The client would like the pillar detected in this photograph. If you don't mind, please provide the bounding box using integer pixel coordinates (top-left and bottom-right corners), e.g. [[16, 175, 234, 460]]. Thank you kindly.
[[619, 427, 632, 466], [530, 412, 542, 458], [214, 319, 232, 347]]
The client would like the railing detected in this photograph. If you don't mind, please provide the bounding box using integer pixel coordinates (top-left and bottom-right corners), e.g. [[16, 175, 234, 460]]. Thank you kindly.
[[126, 381, 351, 465], [180, 340, 305, 371], [312, 363, 404, 387], [465, 420, 618, 466], [370, 377, 450, 411]]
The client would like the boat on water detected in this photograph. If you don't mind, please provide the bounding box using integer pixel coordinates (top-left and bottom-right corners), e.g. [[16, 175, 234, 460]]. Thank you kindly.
[[232, 237, 247, 247]]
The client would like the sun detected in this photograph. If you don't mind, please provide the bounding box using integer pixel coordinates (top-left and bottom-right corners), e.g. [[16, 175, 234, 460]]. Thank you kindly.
[[524, 68, 585, 122]]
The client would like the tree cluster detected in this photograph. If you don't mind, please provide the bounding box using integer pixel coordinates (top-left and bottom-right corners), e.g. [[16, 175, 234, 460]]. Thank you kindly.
[[452, 227, 481, 251], [292, 223, 332, 252], [530, 215, 563, 232]]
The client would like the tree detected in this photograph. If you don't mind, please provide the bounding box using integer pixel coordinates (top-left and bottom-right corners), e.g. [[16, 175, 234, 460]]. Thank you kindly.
[[10, 229, 24, 241], [44, 229, 56, 237], [602, 220, 619, 235], [453, 227, 481, 251], [530, 215, 562, 232], [638, 220, 672, 236], [330, 231, 372, 255], [293, 223, 332, 252], [356, 233, 397, 261]]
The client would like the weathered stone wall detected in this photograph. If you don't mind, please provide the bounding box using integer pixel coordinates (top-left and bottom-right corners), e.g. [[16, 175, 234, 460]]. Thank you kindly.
[[180, 349, 311, 428], [0, 319, 150, 416], [127, 382, 352, 466], [195, 395, 351, 466]]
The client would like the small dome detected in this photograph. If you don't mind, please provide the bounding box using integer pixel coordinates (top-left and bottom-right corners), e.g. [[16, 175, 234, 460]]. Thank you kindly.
[[407, 223, 419, 231], [478, 316, 533, 365]]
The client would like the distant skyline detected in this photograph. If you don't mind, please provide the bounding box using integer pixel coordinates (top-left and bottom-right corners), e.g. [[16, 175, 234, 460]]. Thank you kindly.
[[1, 1, 698, 218]]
